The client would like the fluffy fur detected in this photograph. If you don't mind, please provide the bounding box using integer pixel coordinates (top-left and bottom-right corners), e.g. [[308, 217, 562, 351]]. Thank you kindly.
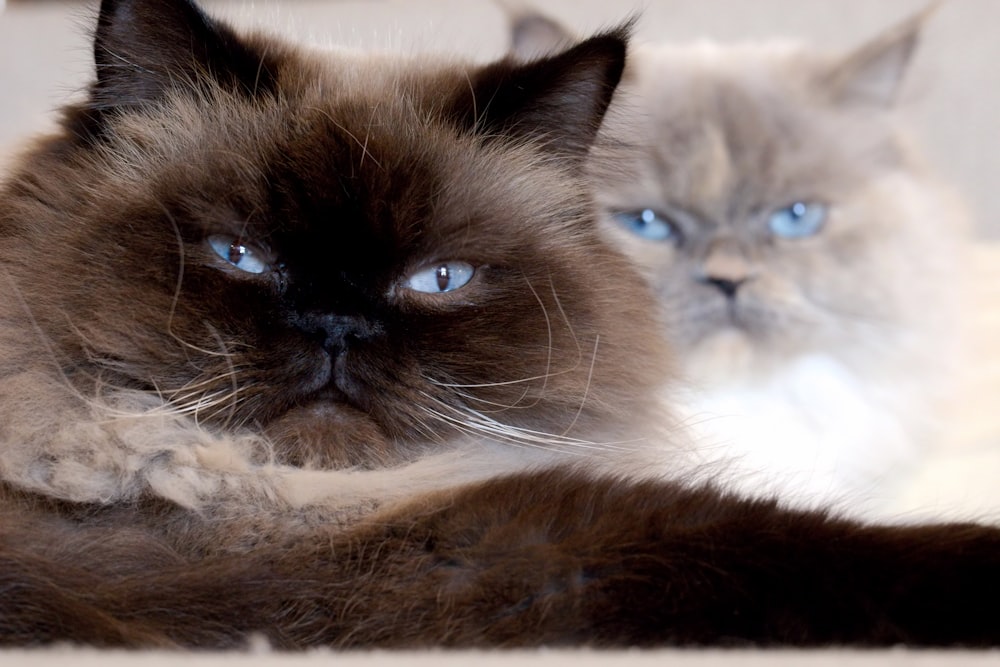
[[0, 0, 998, 649], [0, 0, 668, 511], [511, 7, 969, 512]]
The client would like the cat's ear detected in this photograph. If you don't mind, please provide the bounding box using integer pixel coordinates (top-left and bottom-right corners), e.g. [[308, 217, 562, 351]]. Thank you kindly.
[[820, 4, 937, 107], [453, 25, 630, 161], [90, 0, 275, 112], [502, 3, 576, 61]]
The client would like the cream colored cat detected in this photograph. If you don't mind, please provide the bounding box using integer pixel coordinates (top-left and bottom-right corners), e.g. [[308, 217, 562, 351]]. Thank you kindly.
[[512, 8, 970, 514]]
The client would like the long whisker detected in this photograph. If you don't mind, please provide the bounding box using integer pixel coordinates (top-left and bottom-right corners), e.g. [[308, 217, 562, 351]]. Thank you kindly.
[[559, 334, 599, 438], [419, 402, 567, 454], [512, 274, 554, 409], [203, 323, 239, 428], [547, 277, 584, 367], [159, 200, 237, 359], [162, 383, 259, 425], [163, 367, 245, 396], [360, 101, 383, 171], [423, 273, 585, 412], [419, 392, 635, 454], [443, 388, 533, 413]]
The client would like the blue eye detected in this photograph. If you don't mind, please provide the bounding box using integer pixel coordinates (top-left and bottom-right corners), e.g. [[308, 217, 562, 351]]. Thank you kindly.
[[405, 262, 475, 294], [614, 209, 677, 242], [208, 235, 270, 274], [768, 202, 827, 239]]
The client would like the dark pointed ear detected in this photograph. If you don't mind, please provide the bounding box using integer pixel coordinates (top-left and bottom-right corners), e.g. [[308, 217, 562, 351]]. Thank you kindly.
[[820, 3, 937, 107], [452, 25, 630, 161], [502, 3, 575, 61], [91, 0, 276, 113]]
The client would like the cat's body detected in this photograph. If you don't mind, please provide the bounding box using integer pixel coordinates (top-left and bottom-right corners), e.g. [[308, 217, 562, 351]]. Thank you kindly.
[[0, 0, 998, 649], [512, 8, 968, 513]]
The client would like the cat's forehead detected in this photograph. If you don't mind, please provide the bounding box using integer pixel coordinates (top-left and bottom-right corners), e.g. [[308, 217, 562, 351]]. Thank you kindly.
[[91, 47, 588, 260], [603, 43, 893, 212], [625, 43, 818, 161], [101, 50, 457, 162]]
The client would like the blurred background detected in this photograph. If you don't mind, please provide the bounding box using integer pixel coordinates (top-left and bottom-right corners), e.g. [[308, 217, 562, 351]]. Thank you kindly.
[[1, 0, 997, 238]]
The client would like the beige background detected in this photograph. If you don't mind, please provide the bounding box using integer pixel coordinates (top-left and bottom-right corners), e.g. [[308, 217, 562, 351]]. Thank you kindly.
[[1, 0, 998, 238]]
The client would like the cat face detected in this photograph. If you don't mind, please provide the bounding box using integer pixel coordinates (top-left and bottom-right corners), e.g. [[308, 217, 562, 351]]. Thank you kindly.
[[591, 15, 950, 373], [0, 0, 668, 467]]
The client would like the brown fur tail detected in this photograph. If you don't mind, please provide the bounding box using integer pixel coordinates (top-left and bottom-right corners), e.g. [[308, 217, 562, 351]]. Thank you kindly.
[[2, 470, 1000, 648]]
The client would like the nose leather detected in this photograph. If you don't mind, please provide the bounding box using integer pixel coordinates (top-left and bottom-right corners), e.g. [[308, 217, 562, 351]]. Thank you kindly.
[[700, 276, 745, 299], [697, 236, 755, 299], [294, 312, 379, 354]]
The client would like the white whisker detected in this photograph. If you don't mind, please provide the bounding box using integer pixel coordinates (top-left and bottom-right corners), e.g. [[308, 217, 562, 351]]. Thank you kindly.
[[445, 388, 533, 413], [428, 375, 562, 390], [418, 402, 565, 454], [558, 334, 599, 438], [159, 200, 238, 359], [203, 323, 239, 428], [422, 274, 584, 407], [418, 392, 635, 454]]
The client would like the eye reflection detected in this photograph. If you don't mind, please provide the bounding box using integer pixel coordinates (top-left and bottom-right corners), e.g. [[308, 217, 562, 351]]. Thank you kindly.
[[768, 202, 827, 239], [613, 209, 678, 242], [405, 262, 475, 294], [207, 235, 270, 274]]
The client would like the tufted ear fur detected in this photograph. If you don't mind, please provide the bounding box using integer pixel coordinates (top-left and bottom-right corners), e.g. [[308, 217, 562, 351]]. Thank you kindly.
[[87, 0, 277, 124], [451, 26, 630, 161], [820, 3, 938, 107]]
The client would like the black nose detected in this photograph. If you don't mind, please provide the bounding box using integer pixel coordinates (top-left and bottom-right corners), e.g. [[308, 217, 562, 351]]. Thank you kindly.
[[698, 276, 746, 299], [293, 312, 379, 354]]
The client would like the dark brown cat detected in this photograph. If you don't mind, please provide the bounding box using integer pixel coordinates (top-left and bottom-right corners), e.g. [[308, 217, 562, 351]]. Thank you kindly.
[[0, 0, 998, 649]]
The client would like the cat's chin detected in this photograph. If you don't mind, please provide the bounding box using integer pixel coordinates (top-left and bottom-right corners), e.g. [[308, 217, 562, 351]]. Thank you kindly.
[[682, 326, 827, 387], [280, 349, 371, 415], [264, 398, 398, 469], [674, 298, 807, 375], [672, 297, 760, 340], [682, 330, 756, 383], [307, 385, 351, 406]]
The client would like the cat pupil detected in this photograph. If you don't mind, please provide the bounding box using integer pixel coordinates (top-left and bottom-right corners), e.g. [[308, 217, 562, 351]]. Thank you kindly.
[[228, 243, 246, 265], [768, 201, 826, 239], [207, 235, 269, 274], [405, 261, 474, 294], [436, 265, 450, 291], [615, 208, 675, 242]]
